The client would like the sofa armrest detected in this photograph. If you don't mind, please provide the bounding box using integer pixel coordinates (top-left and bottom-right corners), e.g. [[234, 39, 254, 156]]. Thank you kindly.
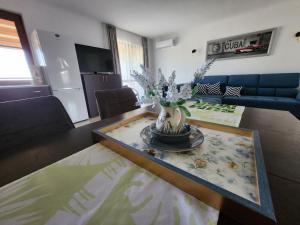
[[297, 91, 300, 101]]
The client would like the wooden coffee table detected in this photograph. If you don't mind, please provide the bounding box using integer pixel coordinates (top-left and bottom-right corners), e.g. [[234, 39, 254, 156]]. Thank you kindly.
[[0, 106, 299, 225]]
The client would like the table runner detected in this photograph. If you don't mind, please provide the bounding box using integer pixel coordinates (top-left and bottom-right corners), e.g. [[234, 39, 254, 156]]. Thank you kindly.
[[0, 144, 219, 225], [185, 102, 245, 127]]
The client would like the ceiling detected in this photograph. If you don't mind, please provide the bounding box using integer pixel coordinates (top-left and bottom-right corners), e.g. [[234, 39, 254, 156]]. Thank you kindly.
[[39, 0, 285, 38]]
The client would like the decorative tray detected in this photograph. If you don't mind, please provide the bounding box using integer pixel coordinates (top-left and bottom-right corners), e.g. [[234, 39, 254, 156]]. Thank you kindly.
[[140, 125, 204, 152], [92, 111, 276, 224]]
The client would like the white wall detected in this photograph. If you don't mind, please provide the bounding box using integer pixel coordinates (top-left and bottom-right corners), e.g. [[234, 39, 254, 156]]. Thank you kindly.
[[0, 0, 106, 53], [0, 0, 156, 74], [154, 0, 300, 83]]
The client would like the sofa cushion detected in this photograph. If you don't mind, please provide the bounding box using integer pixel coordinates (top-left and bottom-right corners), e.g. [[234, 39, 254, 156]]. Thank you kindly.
[[257, 88, 275, 96], [242, 87, 257, 96], [207, 82, 223, 95], [277, 96, 299, 103], [224, 86, 242, 97], [256, 96, 300, 110], [275, 88, 298, 98], [223, 96, 261, 107], [195, 83, 208, 95], [223, 95, 273, 106], [259, 73, 300, 88], [223, 95, 300, 110], [228, 74, 259, 87]]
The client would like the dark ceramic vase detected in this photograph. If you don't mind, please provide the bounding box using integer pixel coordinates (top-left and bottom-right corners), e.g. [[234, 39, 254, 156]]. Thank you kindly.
[[150, 123, 191, 144]]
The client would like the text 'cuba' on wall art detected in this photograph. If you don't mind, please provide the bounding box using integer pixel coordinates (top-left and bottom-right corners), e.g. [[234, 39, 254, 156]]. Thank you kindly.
[[206, 28, 276, 60]]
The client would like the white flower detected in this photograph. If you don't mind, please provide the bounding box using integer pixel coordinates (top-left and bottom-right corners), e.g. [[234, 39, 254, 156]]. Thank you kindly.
[[194, 57, 216, 80], [180, 84, 192, 99], [131, 65, 192, 106], [151, 95, 161, 108], [157, 69, 168, 90], [166, 83, 180, 102]]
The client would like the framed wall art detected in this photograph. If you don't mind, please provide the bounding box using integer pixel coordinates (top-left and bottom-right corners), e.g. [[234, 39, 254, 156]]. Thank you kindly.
[[206, 28, 277, 60]]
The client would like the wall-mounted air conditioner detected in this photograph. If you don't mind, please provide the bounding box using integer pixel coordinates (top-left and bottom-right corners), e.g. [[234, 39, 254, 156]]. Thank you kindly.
[[155, 38, 176, 49]]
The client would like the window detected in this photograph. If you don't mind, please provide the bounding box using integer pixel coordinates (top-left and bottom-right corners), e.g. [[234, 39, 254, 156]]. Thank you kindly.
[[117, 30, 144, 98], [0, 9, 33, 85]]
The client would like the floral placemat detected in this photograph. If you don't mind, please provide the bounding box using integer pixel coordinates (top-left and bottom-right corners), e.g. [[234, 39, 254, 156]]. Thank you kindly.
[[185, 101, 245, 127], [105, 117, 259, 204], [0, 144, 218, 225]]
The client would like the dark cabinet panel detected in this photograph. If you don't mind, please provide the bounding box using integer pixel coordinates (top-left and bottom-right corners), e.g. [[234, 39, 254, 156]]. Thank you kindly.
[[0, 86, 52, 102], [81, 74, 122, 118]]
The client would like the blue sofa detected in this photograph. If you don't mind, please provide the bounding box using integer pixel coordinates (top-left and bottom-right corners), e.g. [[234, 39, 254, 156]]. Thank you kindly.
[[193, 73, 300, 119]]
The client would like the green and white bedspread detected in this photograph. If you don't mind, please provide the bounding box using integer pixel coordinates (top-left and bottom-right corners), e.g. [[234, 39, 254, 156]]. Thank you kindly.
[[0, 144, 219, 225], [185, 102, 245, 127]]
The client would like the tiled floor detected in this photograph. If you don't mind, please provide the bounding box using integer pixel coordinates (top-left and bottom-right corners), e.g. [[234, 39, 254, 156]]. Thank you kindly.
[[74, 116, 100, 128]]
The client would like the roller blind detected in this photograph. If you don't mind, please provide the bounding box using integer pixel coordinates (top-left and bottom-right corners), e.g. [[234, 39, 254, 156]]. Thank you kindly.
[[0, 18, 22, 48]]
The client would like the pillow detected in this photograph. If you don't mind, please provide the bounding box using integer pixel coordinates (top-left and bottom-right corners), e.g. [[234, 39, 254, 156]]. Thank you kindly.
[[224, 86, 242, 97], [207, 82, 222, 95], [195, 84, 208, 95]]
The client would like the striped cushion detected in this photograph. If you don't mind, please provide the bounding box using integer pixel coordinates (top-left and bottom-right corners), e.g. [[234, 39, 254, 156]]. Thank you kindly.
[[224, 86, 242, 97], [207, 82, 222, 95], [195, 84, 208, 95]]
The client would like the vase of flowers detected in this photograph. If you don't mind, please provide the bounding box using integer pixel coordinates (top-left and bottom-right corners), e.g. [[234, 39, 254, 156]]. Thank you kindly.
[[156, 103, 186, 134], [131, 67, 192, 137]]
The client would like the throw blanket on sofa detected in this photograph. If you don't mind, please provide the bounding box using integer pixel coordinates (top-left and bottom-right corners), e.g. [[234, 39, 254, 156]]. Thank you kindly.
[[186, 101, 245, 127], [0, 144, 219, 225]]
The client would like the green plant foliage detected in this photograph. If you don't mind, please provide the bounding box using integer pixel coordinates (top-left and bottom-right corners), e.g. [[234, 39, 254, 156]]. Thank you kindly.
[[179, 105, 191, 117], [160, 99, 170, 107], [192, 86, 198, 97], [176, 98, 185, 106]]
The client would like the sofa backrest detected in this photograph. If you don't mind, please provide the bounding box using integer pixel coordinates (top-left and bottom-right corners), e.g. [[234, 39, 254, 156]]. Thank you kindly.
[[258, 73, 299, 97], [228, 75, 259, 95], [198, 73, 299, 97]]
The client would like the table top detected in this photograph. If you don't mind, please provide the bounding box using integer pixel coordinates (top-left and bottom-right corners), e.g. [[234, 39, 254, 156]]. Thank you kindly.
[[0, 106, 300, 225]]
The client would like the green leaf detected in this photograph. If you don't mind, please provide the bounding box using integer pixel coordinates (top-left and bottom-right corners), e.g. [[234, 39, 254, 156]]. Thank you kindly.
[[179, 105, 191, 117], [160, 99, 170, 107], [176, 98, 185, 105], [148, 90, 156, 97], [170, 102, 178, 108], [192, 86, 198, 97]]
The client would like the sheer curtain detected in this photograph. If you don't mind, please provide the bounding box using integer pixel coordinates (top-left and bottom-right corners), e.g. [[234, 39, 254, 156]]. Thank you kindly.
[[106, 24, 121, 74], [117, 39, 144, 98]]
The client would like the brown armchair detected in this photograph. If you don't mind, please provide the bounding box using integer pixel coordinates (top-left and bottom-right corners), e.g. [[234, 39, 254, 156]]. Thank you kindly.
[[95, 87, 140, 120]]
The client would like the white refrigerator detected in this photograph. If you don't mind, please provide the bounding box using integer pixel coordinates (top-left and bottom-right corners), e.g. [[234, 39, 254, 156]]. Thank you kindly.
[[31, 29, 89, 123]]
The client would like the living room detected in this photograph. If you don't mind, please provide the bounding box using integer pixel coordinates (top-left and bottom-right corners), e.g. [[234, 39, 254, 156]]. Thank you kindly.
[[0, 0, 299, 225]]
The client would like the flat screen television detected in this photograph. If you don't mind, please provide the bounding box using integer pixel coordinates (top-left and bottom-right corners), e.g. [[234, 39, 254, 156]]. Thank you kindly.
[[75, 44, 114, 73]]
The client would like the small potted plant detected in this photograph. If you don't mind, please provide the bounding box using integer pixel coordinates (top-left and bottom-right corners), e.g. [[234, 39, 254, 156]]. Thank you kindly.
[[131, 66, 192, 142], [131, 58, 216, 144]]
